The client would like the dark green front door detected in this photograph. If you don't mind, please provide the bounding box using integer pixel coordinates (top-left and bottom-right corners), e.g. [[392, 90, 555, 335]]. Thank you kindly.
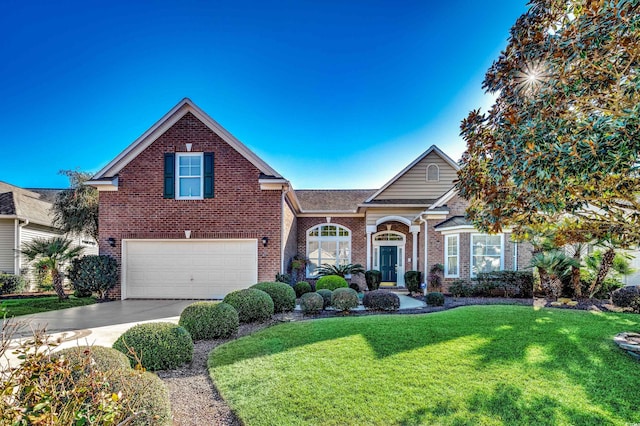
[[380, 246, 397, 282]]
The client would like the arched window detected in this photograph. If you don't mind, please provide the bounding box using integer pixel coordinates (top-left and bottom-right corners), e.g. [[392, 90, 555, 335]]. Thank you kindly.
[[306, 224, 351, 276], [426, 164, 439, 181]]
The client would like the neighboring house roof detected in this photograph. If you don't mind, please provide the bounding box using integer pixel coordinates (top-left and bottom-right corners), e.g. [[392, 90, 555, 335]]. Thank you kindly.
[[295, 189, 376, 213], [27, 188, 63, 203], [0, 181, 57, 227], [434, 215, 473, 231], [365, 145, 460, 203], [88, 98, 284, 187]]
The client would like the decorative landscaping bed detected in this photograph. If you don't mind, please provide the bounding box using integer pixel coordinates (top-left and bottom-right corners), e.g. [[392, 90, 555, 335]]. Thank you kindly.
[[614, 332, 640, 361]]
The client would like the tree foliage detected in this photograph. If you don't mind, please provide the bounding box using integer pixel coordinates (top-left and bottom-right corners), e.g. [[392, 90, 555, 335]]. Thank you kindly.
[[457, 0, 640, 249], [51, 170, 99, 240]]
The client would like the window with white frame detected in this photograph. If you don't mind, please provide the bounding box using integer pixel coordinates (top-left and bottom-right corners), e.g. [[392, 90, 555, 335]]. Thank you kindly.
[[445, 234, 459, 277], [176, 153, 203, 199], [426, 164, 439, 181], [471, 234, 503, 277], [306, 224, 351, 276]]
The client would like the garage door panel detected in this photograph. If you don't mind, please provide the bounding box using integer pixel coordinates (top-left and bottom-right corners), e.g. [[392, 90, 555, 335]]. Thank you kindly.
[[124, 240, 258, 299]]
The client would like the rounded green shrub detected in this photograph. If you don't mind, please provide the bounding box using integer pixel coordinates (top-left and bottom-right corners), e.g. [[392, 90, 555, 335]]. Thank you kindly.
[[55, 345, 131, 379], [113, 369, 172, 426], [612, 285, 640, 312], [316, 289, 333, 309], [68, 255, 118, 299], [223, 288, 274, 323], [331, 288, 359, 312], [316, 275, 348, 291], [179, 302, 239, 340], [365, 270, 382, 291], [362, 290, 400, 311], [113, 322, 193, 371], [294, 281, 312, 297], [0, 273, 26, 295], [300, 292, 323, 314], [426, 292, 445, 306], [251, 281, 296, 312]]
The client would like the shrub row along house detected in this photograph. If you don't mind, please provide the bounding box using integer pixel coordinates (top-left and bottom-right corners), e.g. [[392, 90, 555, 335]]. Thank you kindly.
[[88, 98, 533, 300], [0, 182, 98, 289]]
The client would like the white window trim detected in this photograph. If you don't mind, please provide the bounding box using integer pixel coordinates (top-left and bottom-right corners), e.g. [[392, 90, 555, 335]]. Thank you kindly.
[[176, 152, 204, 200], [444, 234, 459, 278], [306, 224, 352, 278], [426, 163, 440, 182], [470, 233, 504, 278]]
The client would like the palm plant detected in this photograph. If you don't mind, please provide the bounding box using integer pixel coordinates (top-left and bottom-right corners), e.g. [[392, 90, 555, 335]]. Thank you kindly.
[[530, 250, 579, 299], [21, 237, 84, 300], [314, 263, 365, 278]]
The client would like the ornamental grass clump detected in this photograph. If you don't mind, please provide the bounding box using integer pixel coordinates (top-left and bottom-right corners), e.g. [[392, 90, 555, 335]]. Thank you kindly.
[[300, 292, 324, 314], [179, 302, 239, 340], [331, 288, 359, 312], [316, 275, 348, 291], [113, 322, 193, 371], [362, 290, 400, 311], [223, 288, 274, 323], [294, 281, 312, 297], [316, 289, 333, 309], [251, 281, 296, 312]]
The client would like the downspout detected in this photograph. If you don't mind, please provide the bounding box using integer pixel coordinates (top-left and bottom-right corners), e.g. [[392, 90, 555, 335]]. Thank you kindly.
[[15, 219, 29, 275], [419, 215, 428, 296], [281, 184, 291, 274]]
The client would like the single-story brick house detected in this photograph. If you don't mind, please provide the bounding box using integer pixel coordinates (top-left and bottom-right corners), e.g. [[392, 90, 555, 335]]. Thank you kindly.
[[88, 98, 533, 299]]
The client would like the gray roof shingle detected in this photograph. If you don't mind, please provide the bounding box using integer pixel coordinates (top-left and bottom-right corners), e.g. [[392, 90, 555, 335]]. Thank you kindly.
[[0, 181, 58, 227], [295, 189, 376, 212]]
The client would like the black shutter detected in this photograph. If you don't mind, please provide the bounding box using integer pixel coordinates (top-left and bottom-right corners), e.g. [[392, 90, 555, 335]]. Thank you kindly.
[[164, 153, 175, 199], [204, 152, 214, 198]]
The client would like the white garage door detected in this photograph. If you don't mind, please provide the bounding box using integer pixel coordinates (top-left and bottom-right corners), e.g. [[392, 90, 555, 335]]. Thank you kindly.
[[123, 239, 258, 299]]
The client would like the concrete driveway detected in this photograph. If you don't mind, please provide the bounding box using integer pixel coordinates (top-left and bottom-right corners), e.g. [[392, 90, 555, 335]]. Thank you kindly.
[[1, 300, 195, 369]]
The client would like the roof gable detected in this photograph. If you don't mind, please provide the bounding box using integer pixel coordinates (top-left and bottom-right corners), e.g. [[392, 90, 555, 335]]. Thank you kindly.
[[366, 145, 460, 202], [90, 98, 283, 182]]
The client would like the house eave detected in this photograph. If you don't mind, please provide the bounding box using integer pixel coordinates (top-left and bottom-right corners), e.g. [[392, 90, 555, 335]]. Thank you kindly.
[[87, 177, 119, 192]]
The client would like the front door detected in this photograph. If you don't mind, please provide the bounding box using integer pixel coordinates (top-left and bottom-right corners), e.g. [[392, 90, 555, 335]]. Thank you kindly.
[[380, 246, 397, 282]]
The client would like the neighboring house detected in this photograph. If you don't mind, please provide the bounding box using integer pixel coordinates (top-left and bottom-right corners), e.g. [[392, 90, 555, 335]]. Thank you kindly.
[[0, 181, 98, 288], [88, 98, 534, 300]]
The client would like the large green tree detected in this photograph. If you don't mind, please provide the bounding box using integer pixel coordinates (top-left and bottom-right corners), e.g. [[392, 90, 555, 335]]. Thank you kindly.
[[51, 170, 99, 240], [457, 0, 640, 296], [21, 237, 84, 300]]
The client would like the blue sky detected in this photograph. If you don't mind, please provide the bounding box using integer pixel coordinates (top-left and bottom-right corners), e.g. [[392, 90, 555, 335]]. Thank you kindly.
[[1, 1, 528, 190]]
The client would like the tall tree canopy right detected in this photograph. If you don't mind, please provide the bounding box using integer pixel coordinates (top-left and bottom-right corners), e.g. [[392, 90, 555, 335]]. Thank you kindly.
[[51, 170, 99, 240], [457, 0, 640, 251]]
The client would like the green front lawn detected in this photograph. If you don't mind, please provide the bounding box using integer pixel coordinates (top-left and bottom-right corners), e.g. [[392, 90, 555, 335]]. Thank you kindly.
[[208, 306, 640, 426], [1, 296, 96, 317]]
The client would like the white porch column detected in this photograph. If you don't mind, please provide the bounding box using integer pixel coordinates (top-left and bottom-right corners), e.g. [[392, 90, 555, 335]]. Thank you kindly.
[[410, 225, 420, 272], [365, 225, 376, 270]]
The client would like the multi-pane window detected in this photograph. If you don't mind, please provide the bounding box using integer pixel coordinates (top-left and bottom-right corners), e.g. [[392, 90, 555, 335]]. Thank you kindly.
[[177, 153, 203, 199], [306, 224, 351, 276], [445, 234, 459, 277], [471, 234, 503, 276]]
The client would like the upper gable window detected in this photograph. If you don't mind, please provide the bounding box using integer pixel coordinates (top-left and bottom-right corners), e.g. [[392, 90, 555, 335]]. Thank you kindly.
[[177, 153, 203, 199], [426, 164, 439, 181]]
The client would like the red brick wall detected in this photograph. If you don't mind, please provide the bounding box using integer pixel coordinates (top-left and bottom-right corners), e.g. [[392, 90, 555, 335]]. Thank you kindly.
[[99, 112, 283, 298]]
